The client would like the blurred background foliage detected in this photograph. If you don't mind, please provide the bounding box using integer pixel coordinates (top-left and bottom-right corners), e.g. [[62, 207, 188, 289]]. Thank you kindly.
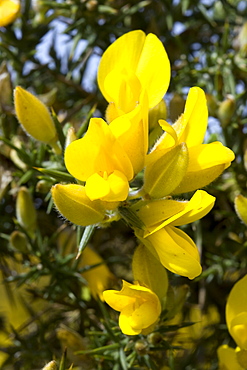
[[1, 0, 247, 369]]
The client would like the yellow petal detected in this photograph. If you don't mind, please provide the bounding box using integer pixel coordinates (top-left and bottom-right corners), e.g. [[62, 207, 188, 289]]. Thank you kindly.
[[146, 226, 202, 279], [98, 30, 146, 103], [132, 244, 168, 302], [104, 69, 142, 113], [144, 143, 189, 199], [187, 142, 235, 172], [135, 32, 170, 108], [0, 0, 20, 27], [136, 199, 186, 229], [172, 142, 235, 194], [85, 170, 129, 202], [170, 190, 215, 226], [110, 91, 149, 175], [140, 190, 215, 236], [217, 345, 244, 370], [176, 87, 208, 147], [97, 30, 170, 109], [130, 299, 160, 330], [14, 86, 58, 148], [64, 117, 134, 181], [226, 275, 247, 350], [51, 184, 106, 226], [230, 313, 247, 350], [234, 195, 247, 226], [119, 304, 142, 335]]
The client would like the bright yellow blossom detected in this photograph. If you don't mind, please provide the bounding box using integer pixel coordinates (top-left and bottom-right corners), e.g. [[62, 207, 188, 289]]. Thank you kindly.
[[97, 30, 170, 117], [0, 0, 20, 27], [226, 274, 247, 350], [135, 190, 215, 279], [103, 280, 161, 335], [145, 87, 235, 196], [64, 101, 148, 203]]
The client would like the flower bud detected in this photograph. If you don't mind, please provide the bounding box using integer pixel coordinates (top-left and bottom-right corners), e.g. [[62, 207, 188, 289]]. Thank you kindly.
[[0, 62, 12, 107], [238, 22, 247, 57], [234, 194, 247, 226], [217, 96, 235, 127], [65, 127, 77, 149], [143, 143, 188, 199], [205, 93, 218, 117], [10, 231, 29, 253], [14, 86, 61, 154], [132, 244, 168, 302], [36, 180, 53, 194], [16, 187, 37, 238], [42, 361, 57, 370], [134, 339, 149, 355]]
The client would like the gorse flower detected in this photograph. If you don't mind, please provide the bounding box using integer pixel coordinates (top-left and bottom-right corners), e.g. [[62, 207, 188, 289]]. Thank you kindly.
[[103, 280, 161, 335], [145, 87, 235, 197]]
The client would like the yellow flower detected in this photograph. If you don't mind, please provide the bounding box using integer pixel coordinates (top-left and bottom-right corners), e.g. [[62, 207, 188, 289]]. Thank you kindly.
[[64, 108, 148, 203], [226, 274, 247, 350], [0, 0, 20, 27], [146, 87, 235, 195], [97, 30, 170, 115], [103, 280, 161, 335], [135, 190, 215, 279]]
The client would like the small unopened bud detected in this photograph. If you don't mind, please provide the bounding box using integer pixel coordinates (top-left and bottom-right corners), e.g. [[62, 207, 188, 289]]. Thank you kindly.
[[134, 339, 149, 356], [10, 231, 29, 253], [65, 127, 77, 148], [217, 96, 235, 127], [86, 0, 97, 11], [16, 187, 37, 237], [0, 62, 12, 107], [205, 93, 217, 117], [147, 332, 163, 346], [36, 180, 53, 194], [169, 93, 185, 122], [42, 361, 57, 370], [14, 86, 61, 154]]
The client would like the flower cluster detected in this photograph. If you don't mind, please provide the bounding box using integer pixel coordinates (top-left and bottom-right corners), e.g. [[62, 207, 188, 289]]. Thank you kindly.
[[14, 30, 235, 336]]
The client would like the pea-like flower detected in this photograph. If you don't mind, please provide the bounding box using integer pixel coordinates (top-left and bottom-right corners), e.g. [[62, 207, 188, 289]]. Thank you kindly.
[[134, 190, 215, 279], [0, 0, 20, 27], [97, 30, 170, 118], [145, 87, 235, 198], [103, 280, 161, 335]]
